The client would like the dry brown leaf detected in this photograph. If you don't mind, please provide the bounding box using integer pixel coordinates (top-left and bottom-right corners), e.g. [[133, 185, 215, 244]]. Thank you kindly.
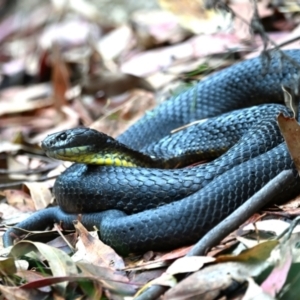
[[51, 44, 70, 115], [217, 241, 278, 263], [229, 0, 273, 41], [164, 259, 271, 300], [81, 71, 154, 97], [98, 25, 133, 61], [0, 203, 22, 220], [77, 262, 131, 288], [23, 182, 52, 210], [121, 33, 243, 77], [0, 114, 54, 131], [279, 194, 300, 212], [0, 83, 52, 116], [0, 285, 46, 300], [129, 269, 165, 286], [278, 113, 300, 174], [15, 270, 51, 293], [159, 245, 194, 261], [76, 262, 140, 298], [3, 189, 35, 212], [73, 221, 125, 270], [91, 90, 156, 137], [67, 0, 101, 22], [124, 259, 169, 272], [166, 256, 215, 275], [131, 10, 190, 48], [6, 156, 30, 181], [72, 98, 94, 126], [10, 241, 78, 293], [28, 105, 80, 144], [158, 0, 231, 34], [39, 19, 95, 50], [47, 233, 77, 250]]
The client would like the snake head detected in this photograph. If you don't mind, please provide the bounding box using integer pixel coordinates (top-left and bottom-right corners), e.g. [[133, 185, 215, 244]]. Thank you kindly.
[[41, 127, 119, 164], [41, 127, 153, 167]]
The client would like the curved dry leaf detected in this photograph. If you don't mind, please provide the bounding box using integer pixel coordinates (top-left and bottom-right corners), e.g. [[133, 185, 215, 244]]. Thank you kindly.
[[135, 272, 176, 298], [9, 241, 78, 293], [158, 0, 232, 34], [164, 260, 271, 300], [0, 285, 45, 300], [28, 105, 80, 144], [98, 25, 133, 60], [124, 259, 169, 272], [131, 10, 190, 48], [3, 189, 35, 212], [81, 71, 154, 97], [23, 182, 52, 211], [77, 262, 138, 296], [159, 245, 193, 260], [16, 270, 51, 293], [0, 203, 32, 226], [73, 221, 125, 270], [0, 83, 52, 116], [166, 256, 215, 275], [77, 262, 128, 283], [217, 241, 279, 263], [51, 44, 70, 110], [277, 113, 300, 174], [121, 34, 242, 77], [68, 0, 101, 22], [91, 90, 156, 137]]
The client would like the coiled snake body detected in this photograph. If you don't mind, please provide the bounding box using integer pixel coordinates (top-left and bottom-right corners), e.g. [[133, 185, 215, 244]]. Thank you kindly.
[[3, 50, 300, 254]]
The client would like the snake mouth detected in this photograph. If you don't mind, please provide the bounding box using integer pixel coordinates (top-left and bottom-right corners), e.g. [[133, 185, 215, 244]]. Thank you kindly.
[[44, 146, 139, 167], [44, 146, 92, 162]]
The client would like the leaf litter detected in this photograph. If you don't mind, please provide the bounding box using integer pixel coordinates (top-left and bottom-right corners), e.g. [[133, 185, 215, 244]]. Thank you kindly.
[[1, 0, 300, 299]]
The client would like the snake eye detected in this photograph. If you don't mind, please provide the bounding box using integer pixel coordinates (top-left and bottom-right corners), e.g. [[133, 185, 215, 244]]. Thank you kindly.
[[58, 132, 67, 141]]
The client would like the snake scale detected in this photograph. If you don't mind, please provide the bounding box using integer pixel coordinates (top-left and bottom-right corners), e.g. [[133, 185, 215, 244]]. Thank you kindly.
[[3, 49, 300, 255]]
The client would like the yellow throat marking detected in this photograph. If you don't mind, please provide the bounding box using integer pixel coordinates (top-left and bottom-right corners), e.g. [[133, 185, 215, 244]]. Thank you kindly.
[[54, 146, 139, 167]]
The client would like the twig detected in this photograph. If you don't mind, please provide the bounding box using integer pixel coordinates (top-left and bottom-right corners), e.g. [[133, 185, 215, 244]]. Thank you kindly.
[[135, 170, 296, 300]]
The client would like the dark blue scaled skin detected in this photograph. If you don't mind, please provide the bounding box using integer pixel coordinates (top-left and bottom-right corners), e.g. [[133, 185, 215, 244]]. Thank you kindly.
[[3, 49, 300, 254]]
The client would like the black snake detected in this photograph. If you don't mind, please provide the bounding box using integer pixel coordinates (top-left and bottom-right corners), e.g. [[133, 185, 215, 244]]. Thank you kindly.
[[3, 49, 300, 254]]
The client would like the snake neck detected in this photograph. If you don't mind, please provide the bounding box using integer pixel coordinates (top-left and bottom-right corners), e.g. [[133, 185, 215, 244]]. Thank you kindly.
[[42, 128, 166, 168], [66, 144, 166, 168]]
